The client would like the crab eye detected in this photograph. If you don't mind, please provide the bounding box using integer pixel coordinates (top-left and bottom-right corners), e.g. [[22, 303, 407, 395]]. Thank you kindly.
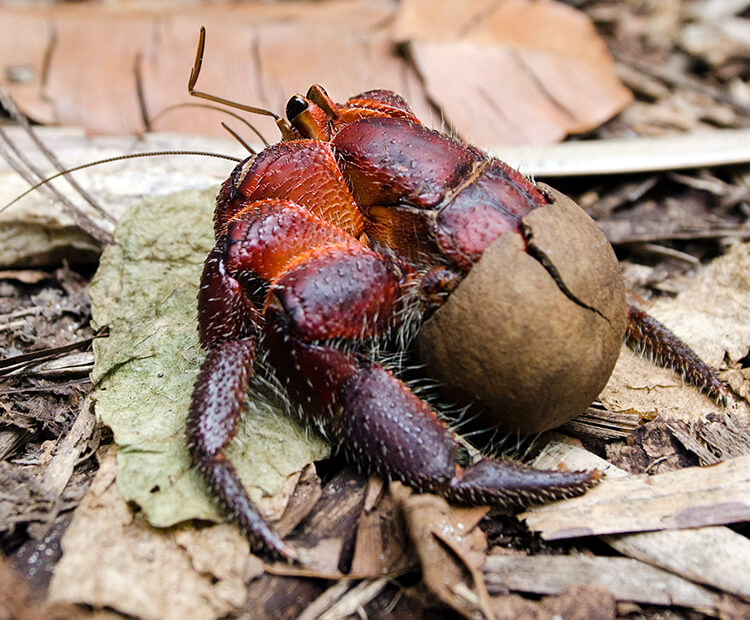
[[286, 96, 308, 122]]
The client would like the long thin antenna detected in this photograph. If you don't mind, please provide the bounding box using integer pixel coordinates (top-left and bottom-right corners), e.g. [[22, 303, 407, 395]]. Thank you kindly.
[[0, 86, 115, 224], [151, 102, 270, 147], [1, 150, 243, 216], [188, 27, 295, 141], [221, 122, 255, 154]]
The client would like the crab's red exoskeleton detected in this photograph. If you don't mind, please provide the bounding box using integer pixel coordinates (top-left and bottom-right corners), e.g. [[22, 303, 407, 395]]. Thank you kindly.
[[185, 36, 726, 561]]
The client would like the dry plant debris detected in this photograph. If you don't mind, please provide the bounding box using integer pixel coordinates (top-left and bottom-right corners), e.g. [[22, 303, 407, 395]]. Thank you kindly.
[[522, 452, 750, 538], [394, 0, 632, 146], [0, 126, 246, 267], [48, 448, 257, 620], [2, 0, 750, 618], [599, 240, 750, 426], [527, 441, 750, 601], [0, 0, 629, 147]]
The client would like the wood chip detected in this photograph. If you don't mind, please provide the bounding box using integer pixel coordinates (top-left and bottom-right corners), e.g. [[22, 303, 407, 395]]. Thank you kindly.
[[525, 441, 750, 599], [242, 468, 368, 618], [493, 127, 750, 177], [0, 269, 51, 284], [484, 554, 721, 611], [522, 452, 750, 537], [317, 578, 390, 620], [41, 398, 96, 497], [350, 484, 410, 578]]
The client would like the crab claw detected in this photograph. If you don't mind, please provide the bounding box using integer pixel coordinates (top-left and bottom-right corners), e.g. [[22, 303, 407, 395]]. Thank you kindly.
[[445, 458, 601, 506]]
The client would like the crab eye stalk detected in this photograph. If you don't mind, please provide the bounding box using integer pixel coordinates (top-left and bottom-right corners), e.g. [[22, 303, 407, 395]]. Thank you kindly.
[[286, 95, 332, 141], [306, 84, 329, 100], [286, 95, 309, 123], [306, 84, 339, 119]]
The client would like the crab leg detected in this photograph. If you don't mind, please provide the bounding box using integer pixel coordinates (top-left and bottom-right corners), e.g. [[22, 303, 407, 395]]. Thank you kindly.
[[626, 305, 727, 404], [327, 360, 601, 504], [263, 236, 599, 506], [187, 242, 296, 559], [188, 199, 367, 560]]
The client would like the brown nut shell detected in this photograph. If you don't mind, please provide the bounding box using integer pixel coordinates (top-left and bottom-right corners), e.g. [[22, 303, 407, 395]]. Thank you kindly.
[[416, 184, 627, 434]]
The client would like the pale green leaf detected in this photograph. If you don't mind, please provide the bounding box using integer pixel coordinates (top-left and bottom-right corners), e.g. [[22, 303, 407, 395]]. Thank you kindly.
[[90, 188, 329, 527]]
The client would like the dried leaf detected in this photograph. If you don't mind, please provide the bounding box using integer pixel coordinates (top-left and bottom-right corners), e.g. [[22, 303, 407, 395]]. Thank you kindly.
[[0, 3, 431, 140], [0, 555, 85, 620], [394, 0, 632, 146], [89, 187, 328, 528], [391, 482, 491, 620], [48, 450, 256, 620]]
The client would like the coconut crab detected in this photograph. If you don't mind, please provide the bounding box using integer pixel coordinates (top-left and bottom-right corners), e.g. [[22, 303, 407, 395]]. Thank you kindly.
[[185, 30, 726, 561]]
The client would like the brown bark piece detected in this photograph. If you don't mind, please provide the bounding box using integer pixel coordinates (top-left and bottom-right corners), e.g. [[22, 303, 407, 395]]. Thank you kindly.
[[350, 479, 411, 577], [540, 586, 616, 620], [484, 555, 721, 611], [242, 468, 369, 619], [522, 452, 750, 538], [273, 463, 323, 537], [527, 441, 750, 599], [395, 0, 632, 146]]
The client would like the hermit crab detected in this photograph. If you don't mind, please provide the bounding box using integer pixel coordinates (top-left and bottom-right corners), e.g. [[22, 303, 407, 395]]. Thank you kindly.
[[185, 29, 725, 560]]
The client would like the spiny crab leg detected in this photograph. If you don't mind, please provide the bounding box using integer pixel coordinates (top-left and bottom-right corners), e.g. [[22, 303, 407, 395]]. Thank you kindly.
[[626, 305, 727, 405]]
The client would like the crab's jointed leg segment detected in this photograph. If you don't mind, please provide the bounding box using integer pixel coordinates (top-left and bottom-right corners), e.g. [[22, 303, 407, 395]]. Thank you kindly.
[[216, 140, 364, 238], [187, 241, 296, 559], [187, 338, 297, 560], [325, 360, 601, 504], [626, 305, 727, 404]]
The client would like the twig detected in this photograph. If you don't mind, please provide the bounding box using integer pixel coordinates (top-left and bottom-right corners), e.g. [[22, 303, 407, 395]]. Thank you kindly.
[[0, 85, 113, 245]]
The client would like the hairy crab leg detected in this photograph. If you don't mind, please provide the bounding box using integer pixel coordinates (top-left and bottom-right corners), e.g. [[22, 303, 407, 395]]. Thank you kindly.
[[626, 305, 727, 404], [187, 338, 297, 560], [188, 200, 366, 560], [329, 360, 601, 504], [187, 242, 297, 560]]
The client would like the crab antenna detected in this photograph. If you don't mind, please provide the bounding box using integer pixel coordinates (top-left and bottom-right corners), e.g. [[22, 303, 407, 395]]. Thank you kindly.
[[151, 102, 270, 147], [0, 150, 243, 216], [221, 122, 256, 154], [188, 27, 295, 141]]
